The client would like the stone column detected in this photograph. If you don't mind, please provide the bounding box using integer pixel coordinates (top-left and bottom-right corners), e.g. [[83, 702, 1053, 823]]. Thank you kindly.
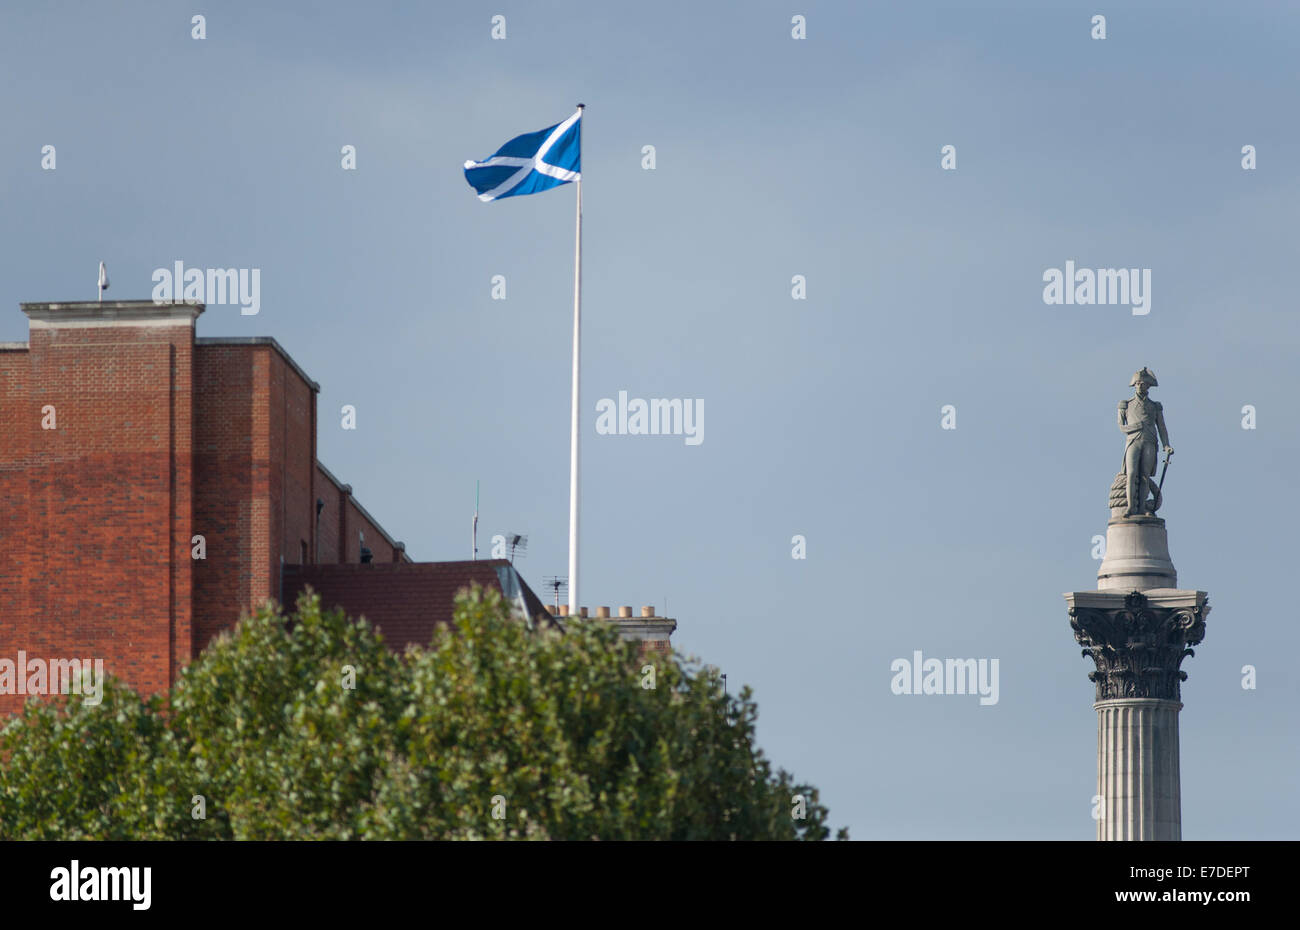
[[1094, 698, 1182, 840], [1065, 588, 1208, 841]]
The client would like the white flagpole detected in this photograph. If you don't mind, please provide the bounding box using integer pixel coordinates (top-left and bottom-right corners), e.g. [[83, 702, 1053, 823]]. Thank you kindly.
[[568, 104, 584, 616]]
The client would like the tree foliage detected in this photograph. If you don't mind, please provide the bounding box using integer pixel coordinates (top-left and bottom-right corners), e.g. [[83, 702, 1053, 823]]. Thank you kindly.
[[0, 587, 841, 840]]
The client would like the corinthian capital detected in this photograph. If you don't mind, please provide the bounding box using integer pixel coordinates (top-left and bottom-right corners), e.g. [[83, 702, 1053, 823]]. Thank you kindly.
[[1069, 590, 1208, 702]]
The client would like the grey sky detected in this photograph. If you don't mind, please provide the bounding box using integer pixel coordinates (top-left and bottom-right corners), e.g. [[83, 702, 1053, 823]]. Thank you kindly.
[[2, 1, 1296, 838]]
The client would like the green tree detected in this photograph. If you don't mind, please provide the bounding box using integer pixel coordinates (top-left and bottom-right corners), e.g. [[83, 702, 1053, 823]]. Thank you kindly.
[[0, 587, 842, 840], [159, 588, 406, 839], [0, 678, 166, 839]]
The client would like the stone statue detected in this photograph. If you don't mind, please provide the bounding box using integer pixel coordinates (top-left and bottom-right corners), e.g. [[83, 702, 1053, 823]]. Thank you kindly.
[[1109, 367, 1173, 517]]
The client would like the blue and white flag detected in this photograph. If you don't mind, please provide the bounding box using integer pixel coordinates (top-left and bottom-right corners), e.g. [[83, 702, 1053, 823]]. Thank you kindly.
[[463, 109, 582, 202]]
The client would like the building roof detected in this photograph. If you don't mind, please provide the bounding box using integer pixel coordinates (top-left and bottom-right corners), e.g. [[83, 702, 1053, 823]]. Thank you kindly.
[[281, 560, 558, 650]]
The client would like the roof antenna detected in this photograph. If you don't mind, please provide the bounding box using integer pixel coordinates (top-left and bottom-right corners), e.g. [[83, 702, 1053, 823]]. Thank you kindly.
[[543, 576, 567, 614], [505, 533, 528, 564], [472, 480, 479, 560], [97, 261, 109, 302]]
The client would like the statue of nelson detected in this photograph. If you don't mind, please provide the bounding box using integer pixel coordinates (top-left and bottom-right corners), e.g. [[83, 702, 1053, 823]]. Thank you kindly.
[[1118, 367, 1173, 517]]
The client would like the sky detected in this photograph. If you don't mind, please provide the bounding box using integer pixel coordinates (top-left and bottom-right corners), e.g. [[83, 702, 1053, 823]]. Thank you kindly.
[[2, 0, 1297, 839]]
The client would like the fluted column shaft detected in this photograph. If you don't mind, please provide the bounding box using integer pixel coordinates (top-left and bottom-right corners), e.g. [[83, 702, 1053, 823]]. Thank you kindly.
[[1094, 698, 1182, 840]]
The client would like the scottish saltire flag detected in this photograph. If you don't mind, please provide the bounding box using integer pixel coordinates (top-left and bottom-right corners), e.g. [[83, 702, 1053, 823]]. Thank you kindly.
[[463, 109, 582, 202]]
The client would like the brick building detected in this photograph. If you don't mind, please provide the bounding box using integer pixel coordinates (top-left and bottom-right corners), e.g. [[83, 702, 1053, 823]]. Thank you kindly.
[[0, 300, 673, 716]]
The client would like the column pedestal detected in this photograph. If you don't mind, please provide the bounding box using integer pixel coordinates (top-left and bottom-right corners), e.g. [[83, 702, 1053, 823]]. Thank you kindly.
[[1097, 515, 1177, 591]]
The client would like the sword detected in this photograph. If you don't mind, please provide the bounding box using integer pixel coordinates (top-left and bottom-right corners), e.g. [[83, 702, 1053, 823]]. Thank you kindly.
[[1157, 447, 1173, 494]]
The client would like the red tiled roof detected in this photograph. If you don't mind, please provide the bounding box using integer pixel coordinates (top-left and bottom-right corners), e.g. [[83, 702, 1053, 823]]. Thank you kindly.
[[281, 560, 555, 651]]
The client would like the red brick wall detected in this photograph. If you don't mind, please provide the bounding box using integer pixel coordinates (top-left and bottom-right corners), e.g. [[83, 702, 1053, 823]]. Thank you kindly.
[[193, 344, 264, 650], [0, 324, 193, 715], [274, 356, 315, 569], [193, 343, 322, 649], [313, 465, 402, 567], [345, 499, 395, 564], [0, 349, 32, 677], [314, 466, 341, 564], [170, 336, 195, 680], [2, 315, 409, 715]]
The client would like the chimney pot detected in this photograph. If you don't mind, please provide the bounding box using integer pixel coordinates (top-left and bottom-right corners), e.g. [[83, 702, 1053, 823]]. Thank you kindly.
[[619, 606, 632, 618], [596, 606, 610, 618], [579, 607, 589, 618], [559, 604, 568, 617], [641, 606, 654, 617]]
